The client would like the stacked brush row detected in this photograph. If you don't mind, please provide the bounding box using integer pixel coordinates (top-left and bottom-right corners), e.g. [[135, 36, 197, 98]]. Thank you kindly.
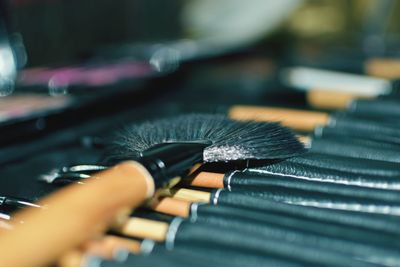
[[3, 66, 400, 267]]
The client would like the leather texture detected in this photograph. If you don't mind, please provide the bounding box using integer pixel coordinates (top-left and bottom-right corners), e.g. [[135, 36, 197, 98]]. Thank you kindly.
[[309, 136, 400, 163], [320, 115, 400, 145], [100, 245, 254, 267], [194, 204, 399, 250], [175, 220, 380, 267], [221, 176, 400, 215], [192, 204, 400, 265], [349, 99, 400, 119], [287, 153, 400, 177], [213, 190, 400, 236], [247, 156, 400, 190], [148, 242, 300, 267]]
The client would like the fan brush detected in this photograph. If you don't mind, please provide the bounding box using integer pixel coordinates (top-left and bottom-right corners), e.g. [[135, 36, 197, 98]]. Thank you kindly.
[[0, 113, 304, 267], [104, 113, 303, 164]]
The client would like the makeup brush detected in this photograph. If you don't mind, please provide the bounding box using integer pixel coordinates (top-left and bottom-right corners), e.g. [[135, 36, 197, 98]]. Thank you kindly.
[[0, 113, 304, 267], [48, 143, 400, 182], [364, 58, 400, 79], [302, 135, 400, 163], [11, 187, 396, 266], [229, 105, 400, 147], [58, 236, 141, 267], [47, 160, 400, 214], [0, 197, 194, 267], [36, 164, 400, 266], [189, 171, 400, 215], [40, 165, 400, 229], [296, 53, 400, 79], [307, 90, 400, 113], [281, 67, 395, 97], [90, 240, 382, 267], [171, 188, 400, 237], [0, 195, 40, 210], [151, 197, 400, 248], [0, 194, 191, 242], [100, 126, 400, 188], [39, 162, 400, 236], [56, 143, 400, 178], [280, 66, 400, 110], [192, 179, 400, 216], [37, 167, 400, 240], [108, 213, 388, 267], [149, 196, 400, 262], [229, 104, 399, 132], [0, 198, 141, 267], [283, 152, 400, 178], [86, 241, 305, 267], [186, 206, 400, 265], [0, 195, 148, 264]]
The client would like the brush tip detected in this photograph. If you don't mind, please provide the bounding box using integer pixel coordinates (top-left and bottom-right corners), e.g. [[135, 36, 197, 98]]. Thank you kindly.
[[105, 113, 305, 163]]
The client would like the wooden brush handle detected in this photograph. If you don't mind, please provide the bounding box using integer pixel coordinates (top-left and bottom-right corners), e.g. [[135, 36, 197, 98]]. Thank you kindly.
[[171, 188, 211, 203], [307, 89, 371, 110], [229, 105, 329, 132], [116, 217, 169, 242], [365, 58, 400, 79], [150, 197, 191, 217], [190, 171, 225, 189], [0, 161, 154, 267]]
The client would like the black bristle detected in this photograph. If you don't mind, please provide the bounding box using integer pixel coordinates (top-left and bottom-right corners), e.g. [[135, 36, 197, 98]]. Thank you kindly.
[[104, 114, 305, 163]]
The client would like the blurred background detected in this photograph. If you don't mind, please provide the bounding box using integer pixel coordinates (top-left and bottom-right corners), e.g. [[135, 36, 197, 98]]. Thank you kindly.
[[7, 0, 400, 67], [1, 0, 400, 198]]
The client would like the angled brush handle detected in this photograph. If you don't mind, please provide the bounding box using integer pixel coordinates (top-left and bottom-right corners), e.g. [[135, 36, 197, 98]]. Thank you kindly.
[[229, 105, 330, 132], [0, 161, 154, 267]]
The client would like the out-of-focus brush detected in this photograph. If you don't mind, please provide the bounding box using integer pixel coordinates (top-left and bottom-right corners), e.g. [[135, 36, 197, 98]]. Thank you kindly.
[[0, 196, 142, 266], [0, 113, 304, 267], [300, 135, 400, 163], [229, 105, 400, 147], [280, 66, 400, 110]]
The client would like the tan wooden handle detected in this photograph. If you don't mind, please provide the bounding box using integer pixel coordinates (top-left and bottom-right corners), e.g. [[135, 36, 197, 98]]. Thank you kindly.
[[149, 197, 191, 217], [189, 171, 225, 189], [307, 89, 372, 110], [171, 188, 211, 203], [229, 105, 330, 132], [115, 217, 169, 242], [0, 161, 154, 267], [365, 58, 400, 79]]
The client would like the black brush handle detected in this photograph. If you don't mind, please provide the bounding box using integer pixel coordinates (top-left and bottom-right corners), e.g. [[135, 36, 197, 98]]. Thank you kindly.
[[138, 142, 207, 188], [100, 242, 300, 267], [319, 115, 400, 145], [226, 171, 400, 204], [331, 113, 400, 134], [221, 182, 400, 215], [288, 153, 400, 177], [194, 204, 399, 248], [257, 157, 400, 189], [309, 136, 400, 163], [174, 221, 381, 267], [349, 98, 400, 119], [97, 247, 223, 267], [97, 253, 197, 267], [213, 190, 400, 236], [193, 205, 400, 265]]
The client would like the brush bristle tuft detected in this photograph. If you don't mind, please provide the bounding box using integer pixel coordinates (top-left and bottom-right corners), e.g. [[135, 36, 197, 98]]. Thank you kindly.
[[105, 114, 305, 163]]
